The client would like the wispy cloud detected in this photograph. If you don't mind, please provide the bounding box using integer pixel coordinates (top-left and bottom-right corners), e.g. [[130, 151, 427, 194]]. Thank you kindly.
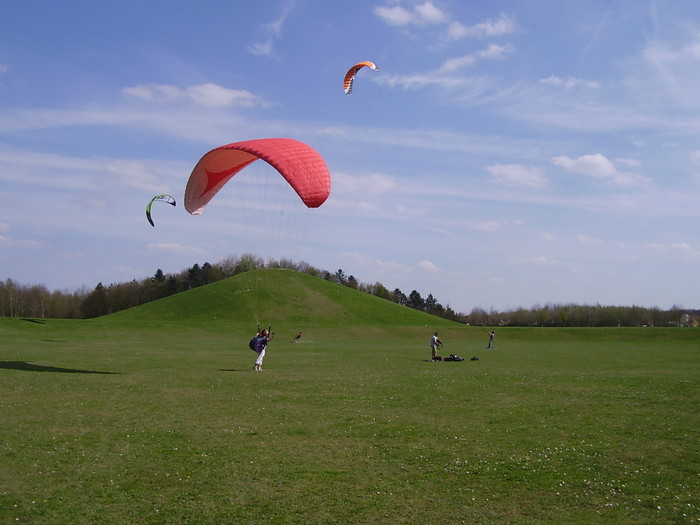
[[539, 75, 601, 89], [438, 43, 515, 73], [376, 43, 515, 91], [371, 5, 519, 95], [509, 256, 557, 266], [248, 0, 298, 58], [447, 12, 518, 40], [642, 33, 700, 107], [498, 25, 700, 134], [375, 3, 517, 42], [469, 219, 523, 232], [332, 171, 398, 196], [645, 241, 700, 259], [147, 243, 208, 255], [0, 223, 45, 250], [470, 220, 503, 232], [578, 235, 605, 245], [486, 164, 548, 188], [374, 1, 449, 26], [122, 83, 265, 108], [0, 150, 182, 193], [551, 153, 651, 188]]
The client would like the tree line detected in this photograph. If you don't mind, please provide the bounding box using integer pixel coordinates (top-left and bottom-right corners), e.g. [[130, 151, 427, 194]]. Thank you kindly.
[[1, 254, 697, 327]]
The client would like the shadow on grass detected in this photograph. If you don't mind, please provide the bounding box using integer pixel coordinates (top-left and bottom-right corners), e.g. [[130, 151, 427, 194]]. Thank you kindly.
[[219, 368, 250, 372], [0, 361, 119, 374]]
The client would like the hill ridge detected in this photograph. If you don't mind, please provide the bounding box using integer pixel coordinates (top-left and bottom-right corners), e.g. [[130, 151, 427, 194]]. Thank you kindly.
[[107, 268, 458, 328]]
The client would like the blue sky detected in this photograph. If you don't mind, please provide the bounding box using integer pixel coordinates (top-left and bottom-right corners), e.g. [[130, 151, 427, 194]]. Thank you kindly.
[[1, 0, 699, 314]]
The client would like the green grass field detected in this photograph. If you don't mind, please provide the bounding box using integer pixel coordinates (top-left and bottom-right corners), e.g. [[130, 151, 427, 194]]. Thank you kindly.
[[1, 270, 699, 524]]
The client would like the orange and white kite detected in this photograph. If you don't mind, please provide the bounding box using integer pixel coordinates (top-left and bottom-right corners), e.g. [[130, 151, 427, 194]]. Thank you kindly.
[[343, 61, 379, 95]]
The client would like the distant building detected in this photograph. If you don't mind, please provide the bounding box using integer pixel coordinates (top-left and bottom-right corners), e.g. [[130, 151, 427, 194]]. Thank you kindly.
[[681, 313, 700, 327]]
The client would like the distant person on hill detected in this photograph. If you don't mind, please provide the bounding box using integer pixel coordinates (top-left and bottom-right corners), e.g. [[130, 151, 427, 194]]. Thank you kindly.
[[486, 330, 495, 349], [250, 327, 275, 372], [430, 331, 443, 361], [291, 331, 302, 343]]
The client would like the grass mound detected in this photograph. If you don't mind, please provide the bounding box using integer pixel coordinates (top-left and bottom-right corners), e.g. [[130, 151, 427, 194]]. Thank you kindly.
[[109, 268, 458, 329]]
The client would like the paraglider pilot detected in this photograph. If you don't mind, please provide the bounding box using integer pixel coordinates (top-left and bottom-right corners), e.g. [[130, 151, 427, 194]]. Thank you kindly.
[[251, 327, 275, 372], [430, 331, 443, 361]]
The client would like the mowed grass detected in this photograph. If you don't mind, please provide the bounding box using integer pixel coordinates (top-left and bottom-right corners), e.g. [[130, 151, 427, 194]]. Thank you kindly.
[[1, 271, 699, 524]]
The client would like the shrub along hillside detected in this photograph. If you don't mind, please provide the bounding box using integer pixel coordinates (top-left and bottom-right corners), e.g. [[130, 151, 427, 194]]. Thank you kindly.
[[107, 268, 458, 331]]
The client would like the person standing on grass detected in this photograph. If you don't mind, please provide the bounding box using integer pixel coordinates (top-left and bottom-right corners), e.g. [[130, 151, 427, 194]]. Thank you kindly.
[[487, 330, 495, 349], [252, 328, 274, 372], [430, 331, 443, 360]]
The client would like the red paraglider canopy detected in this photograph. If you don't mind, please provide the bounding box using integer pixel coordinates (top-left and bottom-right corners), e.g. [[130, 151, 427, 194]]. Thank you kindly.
[[185, 138, 331, 215]]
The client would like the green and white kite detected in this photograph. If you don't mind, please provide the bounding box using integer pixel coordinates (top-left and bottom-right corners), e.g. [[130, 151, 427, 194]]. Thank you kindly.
[[146, 194, 176, 227]]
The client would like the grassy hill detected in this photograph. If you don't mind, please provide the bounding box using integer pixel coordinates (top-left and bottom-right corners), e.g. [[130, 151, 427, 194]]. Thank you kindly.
[[109, 268, 458, 330]]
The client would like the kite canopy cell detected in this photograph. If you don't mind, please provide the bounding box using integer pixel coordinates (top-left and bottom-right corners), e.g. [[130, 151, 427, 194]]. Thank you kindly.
[[343, 60, 379, 95], [146, 194, 176, 227], [184, 138, 331, 215]]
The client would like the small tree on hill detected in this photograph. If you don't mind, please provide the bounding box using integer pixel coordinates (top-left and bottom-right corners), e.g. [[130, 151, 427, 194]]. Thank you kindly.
[[407, 290, 424, 311]]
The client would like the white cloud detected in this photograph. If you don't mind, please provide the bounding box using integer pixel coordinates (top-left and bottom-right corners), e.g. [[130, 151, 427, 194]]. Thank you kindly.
[[375, 4, 516, 45], [509, 256, 557, 266], [615, 157, 642, 167], [552, 153, 615, 178], [395, 204, 424, 216], [341, 252, 439, 279], [101, 159, 165, 192], [0, 148, 185, 196], [418, 260, 438, 272], [470, 220, 502, 232], [643, 37, 700, 65], [374, 258, 413, 274], [643, 242, 700, 262], [147, 243, 207, 255], [470, 219, 522, 232], [578, 235, 605, 245], [122, 83, 263, 108], [110, 265, 140, 275], [185, 84, 260, 108], [248, 0, 298, 57], [610, 172, 653, 187], [645, 242, 696, 254], [439, 43, 515, 73], [539, 75, 601, 89], [374, 5, 414, 26], [121, 84, 181, 103], [414, 1, 449, 24], [486, 164, 548, 188], [331, 171, 398, 196], [374, 1, 448, 26], [671, 242, 693, 252], [551, 153, 651, 188], [0, 235, 45, 249], [378, 41, 515, 92], [376, 72, 480, 91], [638, 33, 700, 110], [447, 12, 517, 40]]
